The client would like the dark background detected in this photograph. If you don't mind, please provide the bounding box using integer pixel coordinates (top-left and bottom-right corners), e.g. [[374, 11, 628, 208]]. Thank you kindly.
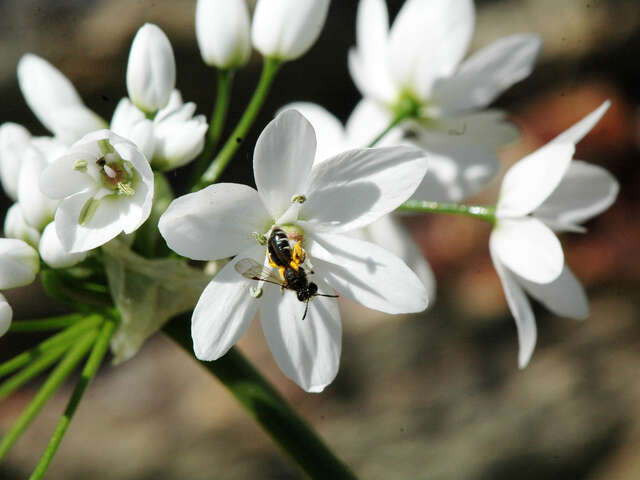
[[1, 0, 639, 478]]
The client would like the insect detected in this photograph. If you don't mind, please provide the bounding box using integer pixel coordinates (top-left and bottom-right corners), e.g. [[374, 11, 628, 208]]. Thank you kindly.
[[235, 228, 338, 320]]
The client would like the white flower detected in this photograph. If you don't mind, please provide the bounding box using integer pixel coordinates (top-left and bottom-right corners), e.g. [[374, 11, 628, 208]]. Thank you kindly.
[[196, 0, 251, 69], [349, 0, 541, 202], [0, 123, 31, 200], [4, 204, 41, 248], [39, 222, 88, 268], [490, 101, 619, 368], [278, 102, 435, 299], [126, 23, 176, 113], [17, 54, 106, 145], [159, 110, 428, 392], [0, 238, 40, 338], [252, 0, 330, 61], [111, 91, 207, 171], [40, 130, 154, 253]]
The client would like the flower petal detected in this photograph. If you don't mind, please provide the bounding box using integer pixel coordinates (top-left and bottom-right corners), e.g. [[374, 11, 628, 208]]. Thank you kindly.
[[301, 146, 427, 232], [309, 232, 429, 314], [18, 146, 58, 230], [159, 183, 271, 261], [251, 0, 330, 61], [0, 238, 39, 289], [496, 142, 575, 217], [39, 150, 95, 199], [534, 160, 619, 229], [344, 99, 400, 148], [254, 110, 316, 218], [491, 217, 564, 284], [192, 248, 262, 360], [518, 263, 589, 320], [39, 222, 88, 268], [489, 244, 536, 369], [0, 122, 32, 200], [433, 34, 542, 113], [388, 0, 474, 100], [277, 103, 348, 162], [4, 203, 41, 247], [551, 100, 610, 145], [0, 294, 12, 338], [260, 276, 341, 392]]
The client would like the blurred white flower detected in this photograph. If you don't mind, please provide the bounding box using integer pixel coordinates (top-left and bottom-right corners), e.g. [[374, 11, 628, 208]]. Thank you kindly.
[[111, 91, 207, 171], [252, 0, 330, 61], [349, 0, 541, 202], [39, 222, 88, 269], [17, 54, 106, 144], [196, 0, 251, 69], [126, 23, 176, 113], [159, 110, 428, 392], [0, 293, 12, 338], [490, 101, 619, 368], [278, 102, 435, 299], [40, 130, 154, 253]]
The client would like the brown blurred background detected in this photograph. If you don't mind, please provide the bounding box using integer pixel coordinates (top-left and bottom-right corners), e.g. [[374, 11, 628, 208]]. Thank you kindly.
[[1, 0, 639, 478]]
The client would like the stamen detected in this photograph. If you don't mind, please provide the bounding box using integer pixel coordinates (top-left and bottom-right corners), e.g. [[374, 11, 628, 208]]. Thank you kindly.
[[117, 182, 135, 196], [78, 197, 100, 226], [250, 286, 263, 298], [252, 232, 267, 245], [73, 159, 88, 172], [290, 194, 306, 204], [97, 139, 115, 155]]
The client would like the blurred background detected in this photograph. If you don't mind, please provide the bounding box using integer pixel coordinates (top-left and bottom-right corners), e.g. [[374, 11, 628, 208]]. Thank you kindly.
[[0, 0, 639, 478]]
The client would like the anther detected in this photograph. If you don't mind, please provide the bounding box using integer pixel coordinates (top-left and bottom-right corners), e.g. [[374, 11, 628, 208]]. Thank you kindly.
[[250, 286, 263, 298], [73, 159, 88, 171], [290, 194, 306, 204], [252, 232, 267, 245]]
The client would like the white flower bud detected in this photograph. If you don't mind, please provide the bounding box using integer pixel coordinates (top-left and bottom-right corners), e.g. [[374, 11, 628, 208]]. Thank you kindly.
[[4, 203, 41, 248], [0, 122, 31, 200], [196, 0, 251, 69], [251, 0, 330, 61], [39, 222, 88, 268], [126, 23, 176, 113], [0, 238, 39, 290], [17, 145, 58, 231], [0, 293, 12, 338]]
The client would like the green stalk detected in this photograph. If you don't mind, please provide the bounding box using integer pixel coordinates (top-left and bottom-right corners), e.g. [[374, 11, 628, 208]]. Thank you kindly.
[[0, 330, 98, 461], [0, 315, 103, 379], [164, 319, 357, 480], [9, 313, 85, 333], [398, 200, 496, 223], [29, 319, 117, 480], [0, 343, 71, 402], [196, 57, 281, 189], [368, 96, 420, 147], [191, 69, 234, 184]]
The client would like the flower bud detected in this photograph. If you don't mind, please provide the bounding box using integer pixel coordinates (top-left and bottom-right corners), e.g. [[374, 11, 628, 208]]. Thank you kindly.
[[196, 0, 251, 69], [126, 23, 176, 113], [17, 145, 58, 231], [0, 238, 39, 290], [251, 0, 330, 61], [4, 203, 41, 248], [39, 222, 88, 268], [0, 122, 31, 200], [0, 293, 12, 338]]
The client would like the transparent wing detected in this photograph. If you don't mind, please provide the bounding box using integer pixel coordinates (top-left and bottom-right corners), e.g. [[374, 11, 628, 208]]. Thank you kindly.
[[234, 258, 284, 286]]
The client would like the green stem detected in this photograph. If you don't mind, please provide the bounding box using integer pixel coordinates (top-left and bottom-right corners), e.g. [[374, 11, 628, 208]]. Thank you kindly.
[[0, 330, 98, 461], [9, 313, 86, 333], [368, 96, 420, 147], [0, 315, 102, 379], [29, 319, 117, 480], [196, 57, 281, 189], [164, 319, 357, 480], [191, 69, 234, 184], [399, 200, 496, 223], [0, 343, 71, 402]]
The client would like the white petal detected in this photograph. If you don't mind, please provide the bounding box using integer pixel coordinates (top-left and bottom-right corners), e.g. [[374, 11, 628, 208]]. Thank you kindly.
[[410, 142, 500, 203], [31, 136, 68, 164], [260, 276, 341, 392], [490, 244, 536, 369], [18, 146, 58, 230], [551, 101, 610, 145], [359, 215, 436, 301], [422, 110, 519, 148], [388, 0, 474, 100], [39, 150, 96, 199], [490, 217, 564, 284], [196, 0, 251, 69], [0, 294, 12, 338], [433, 34, 542, 113], [159, 183, 271, 261], [497, 142, 575, 217], [344, 99, 400, 147], [39, 222, 88, 268], [309, 232, 429, 314], [300, 146, 427, 232], [277, 103, 349, 162], [4, 203, 41, 247], [254, 110, 316, 218], [534, 160, 619, 229], [252, 0, 330, 61], [0, 122, 31, 200], [0, 238, 39, 289], [152, 109, 207, 171], [110, 98, 156, 160], [192, 248, 262, 360], [17, 54, 105, 141], [126, 23, 176, 112], [54, 190, 123, 253], [518, 263, 589, 320]]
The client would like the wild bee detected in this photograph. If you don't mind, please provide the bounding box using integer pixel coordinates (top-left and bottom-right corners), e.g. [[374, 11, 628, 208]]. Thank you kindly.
[[234, 227, 338, 319]]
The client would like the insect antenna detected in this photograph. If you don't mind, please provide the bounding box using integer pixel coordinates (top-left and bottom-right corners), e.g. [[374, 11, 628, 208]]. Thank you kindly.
[[302, 299, 310, 321], [316, 293, 339, 298]]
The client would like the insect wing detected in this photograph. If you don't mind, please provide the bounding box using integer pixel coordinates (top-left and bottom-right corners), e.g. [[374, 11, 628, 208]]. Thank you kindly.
[[234, 258, 284, 285]]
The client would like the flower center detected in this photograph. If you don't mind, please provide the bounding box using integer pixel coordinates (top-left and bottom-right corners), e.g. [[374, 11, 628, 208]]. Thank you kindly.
[[97, 140, 137, 197]]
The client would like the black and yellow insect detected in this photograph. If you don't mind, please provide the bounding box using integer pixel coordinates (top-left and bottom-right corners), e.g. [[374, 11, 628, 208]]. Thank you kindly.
[[235, 227, 338, 319]]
